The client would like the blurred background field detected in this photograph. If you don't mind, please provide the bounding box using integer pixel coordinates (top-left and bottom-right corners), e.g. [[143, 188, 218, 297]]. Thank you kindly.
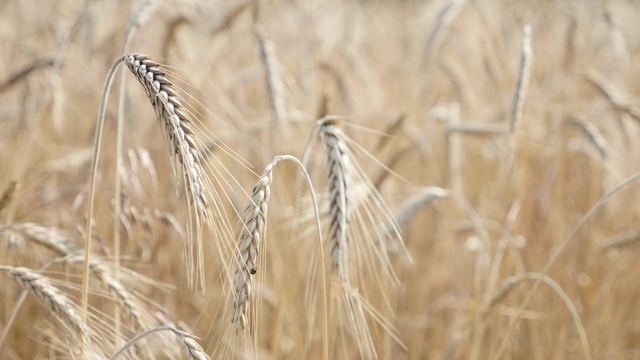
[[1, 0, 640, 359]]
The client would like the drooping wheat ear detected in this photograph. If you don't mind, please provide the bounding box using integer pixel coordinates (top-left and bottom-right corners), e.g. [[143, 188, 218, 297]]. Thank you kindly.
[[0, 180, 17, 212], [586, 72, 640, 121], [3, 223, 146, 329], [123, 54, 208, 218], [123, 54, 212, 288], [565, 117, 608, 158], [388, 187, 449, 237], [110, 326, 209, 360], [0, 266, 91, 336], [319, 120, 351, 270], [231, 158, 278, 330]]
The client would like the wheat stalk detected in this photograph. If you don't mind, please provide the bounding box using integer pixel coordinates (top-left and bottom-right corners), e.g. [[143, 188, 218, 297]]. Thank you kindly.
[[0, 266, 91, 336], [494, 171, 640, 358], [110, 326, 209, 360], [483, 273, 592, 360]]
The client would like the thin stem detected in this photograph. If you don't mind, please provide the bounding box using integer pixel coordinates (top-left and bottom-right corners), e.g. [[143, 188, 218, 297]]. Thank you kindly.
[[275, 155, 329, 360], [494, 170, 640, 358], [112, 25, 136, 349], [109, 326, 190, 360], [81, 56, 125, 324]]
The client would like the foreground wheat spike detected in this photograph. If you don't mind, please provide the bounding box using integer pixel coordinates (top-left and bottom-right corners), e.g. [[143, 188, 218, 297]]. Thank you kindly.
[[319, 120, 351, 271], [123, 53, 215, 288], [0, 266, 91, 336], [123, 54, 208, 217], [308, 118, 410, 358], [231, 159, 277, 329]]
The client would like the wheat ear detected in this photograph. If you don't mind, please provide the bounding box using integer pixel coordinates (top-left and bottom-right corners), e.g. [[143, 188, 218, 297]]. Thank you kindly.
[[256, 29, 286, 124], [319, 120, 350, 271], [509, 25, 532, 132], [231, 158, 277, 329], [123, 54, 208, 218], [0, 266, 91, 336], [123, 53, 214, 289], [565, 117, 608, 158], [389, 187, 449, 235], [3, 223, 146, 330], [229, 155, 329, 358]]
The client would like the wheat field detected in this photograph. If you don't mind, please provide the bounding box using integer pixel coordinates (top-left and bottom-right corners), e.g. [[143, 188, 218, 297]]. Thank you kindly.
[[1, 0, 640, 359]]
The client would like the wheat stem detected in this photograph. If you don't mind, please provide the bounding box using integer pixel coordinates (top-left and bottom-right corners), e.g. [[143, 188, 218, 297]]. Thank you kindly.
[[82, 56, 124, 325], [495, 170, 640, 358], [110, 326, 209, 360]]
